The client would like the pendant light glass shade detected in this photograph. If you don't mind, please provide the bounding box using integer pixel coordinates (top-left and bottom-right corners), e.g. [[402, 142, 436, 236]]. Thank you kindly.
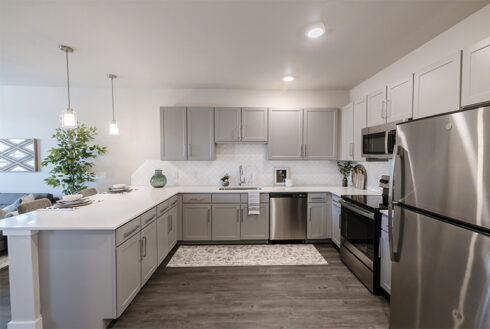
[[108, 74, 119, 135], [59, 45, 77, 128], [109, 120, 119, 135], [61, 108, 77, 128]]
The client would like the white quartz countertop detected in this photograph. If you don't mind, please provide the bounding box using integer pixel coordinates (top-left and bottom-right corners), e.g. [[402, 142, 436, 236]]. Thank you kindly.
[[0, 185, 379, 231]]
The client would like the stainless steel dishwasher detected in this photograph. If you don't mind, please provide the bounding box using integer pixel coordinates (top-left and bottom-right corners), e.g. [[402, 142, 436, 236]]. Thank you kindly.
[[270, 193, 307, 240]]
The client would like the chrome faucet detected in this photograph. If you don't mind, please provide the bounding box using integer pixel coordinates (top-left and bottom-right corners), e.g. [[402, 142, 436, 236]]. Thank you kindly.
[[238, 165, 245, 186]]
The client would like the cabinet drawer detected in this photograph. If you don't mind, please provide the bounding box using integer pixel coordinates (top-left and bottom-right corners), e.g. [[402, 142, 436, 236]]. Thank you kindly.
[[212, 193, 241, 203], [157, 200, 170, 217], [240, 193, 269, 203], [141, 207, 157, 228], [183, 194, 211, 203], [116, 217, 141, 246], [169, 195, 179, 208], [308, 193, 327, 203]]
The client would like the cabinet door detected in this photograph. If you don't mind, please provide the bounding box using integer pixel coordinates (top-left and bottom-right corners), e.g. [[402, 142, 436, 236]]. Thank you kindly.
[[268, 108, 303, 160], [168, 205, 178, 249], [116, 233, 141, 316], [241, 107, 268, 142], [240, 204, 270, 240], [367, 87, 387, 127], [304, 108, 337, 160], [141, 221, 158, 286], [156, 213, 169, 265], [183, 204, 212, 241], [331, 201, 341, 248], [215, 107, 241, 142], [353, 98, 367, 161], [212, 204, 241, 241], [160, 107, 187, 160], [187, 107, 215, 160], [413, 52, 461, 119], [340, 103, 354, 160], [462, 36, 490, 106], [307, 203, 328, 239], [380, 229, 391, 294], [387, 75, 413, 122]]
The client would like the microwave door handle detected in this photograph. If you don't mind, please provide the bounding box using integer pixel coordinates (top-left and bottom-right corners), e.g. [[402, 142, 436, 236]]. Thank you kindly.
[[385, 131, 389, 155], [389, 144, 402, 262]]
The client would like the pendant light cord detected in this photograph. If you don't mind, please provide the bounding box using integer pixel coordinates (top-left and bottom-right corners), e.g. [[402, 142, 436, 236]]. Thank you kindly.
[[65, 49, 71, 109], [111, 77, 115, 121]]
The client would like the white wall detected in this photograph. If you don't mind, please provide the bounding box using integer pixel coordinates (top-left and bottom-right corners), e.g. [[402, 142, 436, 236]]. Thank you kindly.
[[0, 86, 353, 195], [350, 4, 490, 100]]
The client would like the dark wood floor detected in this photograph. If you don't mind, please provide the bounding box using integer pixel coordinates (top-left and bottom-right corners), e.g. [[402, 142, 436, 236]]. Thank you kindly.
[[0, 244, 390, 329]]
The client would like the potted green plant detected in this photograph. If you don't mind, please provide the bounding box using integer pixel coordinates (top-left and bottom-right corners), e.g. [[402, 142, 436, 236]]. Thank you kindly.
[[220, 174, 230, 187], [41, 124, 107, 195], [337, 161, 355, 187]]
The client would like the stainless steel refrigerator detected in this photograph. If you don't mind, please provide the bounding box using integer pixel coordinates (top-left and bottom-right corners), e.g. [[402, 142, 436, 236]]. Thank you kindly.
[[388, 105, 490, 329]]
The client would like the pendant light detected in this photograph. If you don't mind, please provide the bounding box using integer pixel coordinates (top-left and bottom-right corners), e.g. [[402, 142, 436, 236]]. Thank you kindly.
[[59, 45, 77, 128], [107, 74, 119, 135]]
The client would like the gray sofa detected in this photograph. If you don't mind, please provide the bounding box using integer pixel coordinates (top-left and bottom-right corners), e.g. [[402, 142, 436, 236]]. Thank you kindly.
[[0, 193, 57, 252]]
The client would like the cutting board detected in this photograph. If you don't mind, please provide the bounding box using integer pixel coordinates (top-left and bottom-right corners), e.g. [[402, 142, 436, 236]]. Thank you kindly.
[[352, 165, 367, 190]]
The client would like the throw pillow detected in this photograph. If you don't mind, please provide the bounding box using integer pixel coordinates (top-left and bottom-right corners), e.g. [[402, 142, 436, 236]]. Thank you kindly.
[[20, 194, 35, 204], [2, 198, 21, 214]]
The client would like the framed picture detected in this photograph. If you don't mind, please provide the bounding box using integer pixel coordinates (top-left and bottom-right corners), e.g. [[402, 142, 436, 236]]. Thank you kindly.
[[274, 167, 289, 185], [0, 138, 39, 172]]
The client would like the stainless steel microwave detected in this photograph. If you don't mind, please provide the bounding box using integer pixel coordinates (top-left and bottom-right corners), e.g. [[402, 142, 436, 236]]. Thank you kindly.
[[361, 121, 400, 159]]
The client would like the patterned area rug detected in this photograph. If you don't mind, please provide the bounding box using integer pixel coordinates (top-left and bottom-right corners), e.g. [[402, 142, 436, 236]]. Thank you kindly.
[[167, 244, 328, 267], [0, 256, 8, 270]]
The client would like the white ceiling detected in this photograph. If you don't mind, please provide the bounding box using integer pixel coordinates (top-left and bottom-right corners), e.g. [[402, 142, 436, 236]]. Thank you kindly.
[[0, 0, 487, 90]]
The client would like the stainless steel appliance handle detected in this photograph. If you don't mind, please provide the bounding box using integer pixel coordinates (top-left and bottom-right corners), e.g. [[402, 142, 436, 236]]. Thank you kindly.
[[384, 131, 389, 155], [389, 143, 401, 262], [339, 200, 375, 220]]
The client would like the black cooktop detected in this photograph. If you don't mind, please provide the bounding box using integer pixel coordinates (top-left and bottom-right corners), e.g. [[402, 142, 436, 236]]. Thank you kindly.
[[341, 194, 388, 212]]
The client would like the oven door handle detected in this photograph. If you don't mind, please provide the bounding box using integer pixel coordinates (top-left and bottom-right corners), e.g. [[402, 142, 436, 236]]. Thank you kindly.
[[339, 200, 375, 220]]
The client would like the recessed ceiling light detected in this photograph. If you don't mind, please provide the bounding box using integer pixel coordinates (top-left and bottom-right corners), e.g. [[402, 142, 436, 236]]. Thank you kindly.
[[282, 75, 295, 82], [306, 22, 325, 39]]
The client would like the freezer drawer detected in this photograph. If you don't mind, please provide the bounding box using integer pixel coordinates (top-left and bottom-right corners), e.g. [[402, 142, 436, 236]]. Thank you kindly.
[[390, 205, 490, 329]]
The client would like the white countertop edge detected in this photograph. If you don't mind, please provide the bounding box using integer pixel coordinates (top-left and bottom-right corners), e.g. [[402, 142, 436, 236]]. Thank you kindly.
[[0, 185, 380, 231]]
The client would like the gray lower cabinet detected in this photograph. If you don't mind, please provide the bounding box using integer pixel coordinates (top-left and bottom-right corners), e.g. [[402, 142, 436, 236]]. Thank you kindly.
[[303, 108, 338, 159], [187, 107, 215, 160], [240, 204, 269, 240], [168, 205, 178, 248], [156, 213, 169, 265], [307, 203, 329, 239], [241, 107, 268, 142], [268, 108, 303, 159], [183, 204, 212, 241], [331, 198, 341, 247], [140, 220, 158, 286], [212, 204, 241, 240], [160, 107, 187, 160], [215, 107, 241, 142], [116, 233, 141, 317]]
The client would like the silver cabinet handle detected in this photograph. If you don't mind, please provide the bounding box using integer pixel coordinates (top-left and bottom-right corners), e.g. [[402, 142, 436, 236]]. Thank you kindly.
[[123, 225, 139, 238], [305, 144, 308, 158], [140, 238, 144, 260], [159, 207, 168, 215], [386, 99, 391, 118], [207, 208, 210, 223], [190, 198, 203, 202], [349, 143, 354, 157], [168, 215, 173, 233], [236, 208, 240, 222], [389, 144, 402, 262], [146, 214, 156, 224], [143, 237, 147, 258], [381, 100, 386, 119], [170, 200, 178, 207]]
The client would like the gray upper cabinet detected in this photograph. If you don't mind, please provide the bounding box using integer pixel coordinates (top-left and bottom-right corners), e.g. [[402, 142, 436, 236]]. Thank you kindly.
[[212, 204, 241, 241], [268, 108, 303, 160], [240, 204, 269, 240], [241, 107, 268, 142], [215, 107, 241, 142], [160, 107, 187, 160], [183, 204, 212, 241], [303, 108, 338, 160], [215, 107, 268, 143], [187, 107, 215, 160], [161, 107, 215, 161]]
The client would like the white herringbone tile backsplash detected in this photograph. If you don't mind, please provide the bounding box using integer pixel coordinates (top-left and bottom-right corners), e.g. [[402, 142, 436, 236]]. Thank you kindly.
[[131, 144, 389, 191]]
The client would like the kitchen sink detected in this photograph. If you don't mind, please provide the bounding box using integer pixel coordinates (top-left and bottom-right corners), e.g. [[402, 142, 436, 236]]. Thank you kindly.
[[218, 186, 262, 191]]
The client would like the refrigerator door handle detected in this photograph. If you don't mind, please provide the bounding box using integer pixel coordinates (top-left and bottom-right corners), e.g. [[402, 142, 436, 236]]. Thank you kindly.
[[389, 143, 402, 262]]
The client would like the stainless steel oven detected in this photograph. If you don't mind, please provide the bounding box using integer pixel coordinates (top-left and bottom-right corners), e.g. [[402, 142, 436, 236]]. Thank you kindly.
[[361, 121, 399, 159], [340, 199, 381, 293]]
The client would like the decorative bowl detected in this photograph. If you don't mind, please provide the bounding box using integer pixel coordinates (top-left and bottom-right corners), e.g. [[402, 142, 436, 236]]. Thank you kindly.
[[112, 184, 127, 189]]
